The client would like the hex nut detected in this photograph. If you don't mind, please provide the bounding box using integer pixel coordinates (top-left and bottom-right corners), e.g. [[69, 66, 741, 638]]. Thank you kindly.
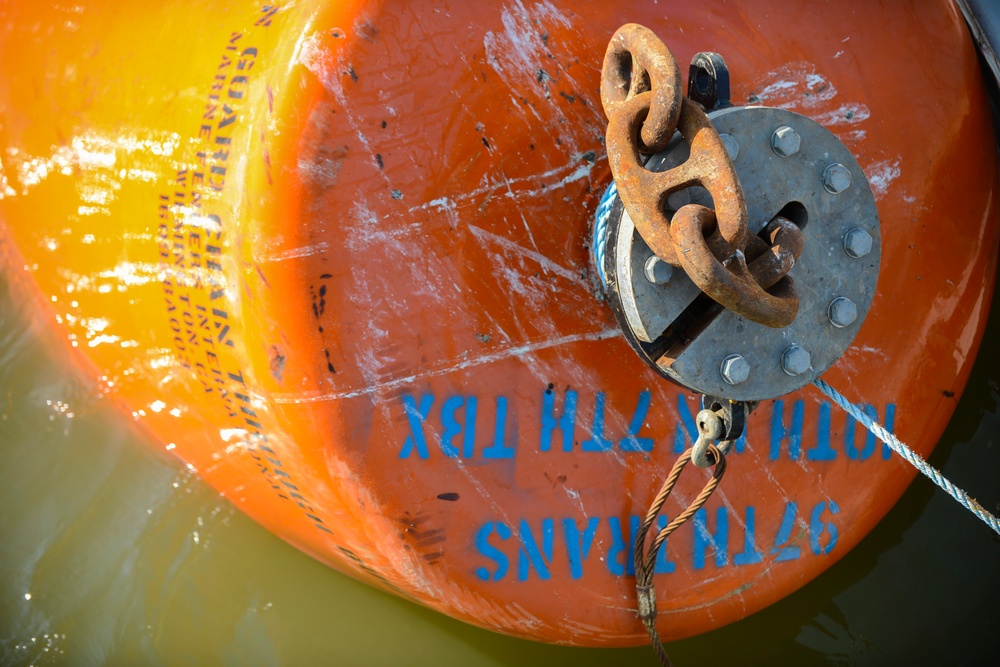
[[771, 126, 800, 157], [719, 133, 740, 161], [720, 354, 750, 385], [780, 345, 811, 377], [823, 163, 852, 194], [644, 256, 673, 285], [828, 297, 858, 328], [844, 228, 873, 258]]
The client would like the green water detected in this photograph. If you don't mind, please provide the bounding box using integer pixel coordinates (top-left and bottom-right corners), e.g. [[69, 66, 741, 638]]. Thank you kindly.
[[1, 265, 998, 667]]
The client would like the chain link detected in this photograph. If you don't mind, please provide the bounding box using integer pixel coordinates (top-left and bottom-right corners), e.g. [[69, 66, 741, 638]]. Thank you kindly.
[[601, 23, 803, 328]]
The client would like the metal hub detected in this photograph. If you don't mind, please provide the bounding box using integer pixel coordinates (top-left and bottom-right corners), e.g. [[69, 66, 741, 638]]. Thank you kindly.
[[604, 105, 881, 402]]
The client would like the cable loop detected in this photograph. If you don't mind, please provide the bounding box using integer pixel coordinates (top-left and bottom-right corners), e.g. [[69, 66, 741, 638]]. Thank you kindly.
[[632, 445, 727, 666]]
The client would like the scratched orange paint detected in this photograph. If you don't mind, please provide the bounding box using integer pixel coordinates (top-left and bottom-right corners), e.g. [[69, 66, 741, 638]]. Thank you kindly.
[[0, 0, 996, 645]]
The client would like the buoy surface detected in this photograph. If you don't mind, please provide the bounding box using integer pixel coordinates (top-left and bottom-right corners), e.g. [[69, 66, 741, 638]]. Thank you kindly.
[[0, 0, 997, 645]]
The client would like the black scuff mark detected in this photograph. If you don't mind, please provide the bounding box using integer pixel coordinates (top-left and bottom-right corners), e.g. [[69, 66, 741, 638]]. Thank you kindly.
[[269, 345, 286, 382], [536, 68, 552, 100]]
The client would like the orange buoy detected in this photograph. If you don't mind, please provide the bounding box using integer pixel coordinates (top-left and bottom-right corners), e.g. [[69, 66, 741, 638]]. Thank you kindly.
[[0, 0, 997, 646]]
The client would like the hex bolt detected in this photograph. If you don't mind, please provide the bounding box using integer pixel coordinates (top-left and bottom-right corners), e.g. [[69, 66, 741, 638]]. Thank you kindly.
[[843, 227, 873, 258], [719, 133, 740, 161], [780, 345, 812, 377], [720, 354, 750, 385], [828, 296, 858, 328], [823, 163, 853, 194], [644, 256, 673, 285], [771, 126, 800, 157]]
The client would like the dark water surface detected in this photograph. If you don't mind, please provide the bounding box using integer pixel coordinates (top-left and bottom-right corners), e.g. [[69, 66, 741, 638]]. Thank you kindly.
[[2, 265, 999, 666]]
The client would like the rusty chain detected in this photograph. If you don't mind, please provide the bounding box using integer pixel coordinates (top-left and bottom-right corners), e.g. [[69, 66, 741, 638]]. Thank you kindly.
[[601, 24, 803, 328]]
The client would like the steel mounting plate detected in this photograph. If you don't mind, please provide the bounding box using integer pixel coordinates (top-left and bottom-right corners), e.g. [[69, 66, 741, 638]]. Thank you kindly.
[[605, 105, 881, 402]]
